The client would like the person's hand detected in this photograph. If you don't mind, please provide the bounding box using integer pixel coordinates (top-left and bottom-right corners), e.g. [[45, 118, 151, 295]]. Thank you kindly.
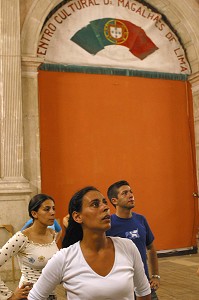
[[149, 277, 160, 290], [63, 214, 70, 228], [8, 282, 33, 299]]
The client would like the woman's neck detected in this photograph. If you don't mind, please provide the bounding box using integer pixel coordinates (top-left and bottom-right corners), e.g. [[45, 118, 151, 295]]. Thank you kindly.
[[81, 231, 108, 252], [31, 220, 48, 234], [23, 221, 54, 244]]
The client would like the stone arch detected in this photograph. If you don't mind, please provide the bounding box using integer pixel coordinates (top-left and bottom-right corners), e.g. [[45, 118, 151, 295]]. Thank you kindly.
[[20, 0, 199, 190], [21, 0, 199, 73], [21, 0, 60, 56], [145, 0, 199, 74]]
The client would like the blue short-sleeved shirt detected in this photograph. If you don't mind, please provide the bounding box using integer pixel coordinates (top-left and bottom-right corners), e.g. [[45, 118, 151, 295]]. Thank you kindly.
[[106, 213, 154, 279]]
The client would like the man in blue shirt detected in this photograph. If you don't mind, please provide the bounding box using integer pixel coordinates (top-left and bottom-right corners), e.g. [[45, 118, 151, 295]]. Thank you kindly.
[[106, 180, 160, 300]]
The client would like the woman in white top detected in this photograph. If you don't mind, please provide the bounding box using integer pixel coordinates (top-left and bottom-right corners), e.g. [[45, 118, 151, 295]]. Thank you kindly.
[[0, 194, 59, 300], [28, 186, 151, 300]]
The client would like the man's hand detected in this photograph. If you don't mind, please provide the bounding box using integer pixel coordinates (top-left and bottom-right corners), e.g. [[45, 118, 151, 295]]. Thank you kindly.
[[149, 277, 160, 290]]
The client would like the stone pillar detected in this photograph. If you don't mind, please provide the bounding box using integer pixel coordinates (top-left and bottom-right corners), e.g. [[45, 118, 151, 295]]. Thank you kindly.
[[0, 0, 30, 192], [0, 0, 32, 279], [189, 72, 199, 189], [21, 56, 44, 194], [189, 71, 199, 239]]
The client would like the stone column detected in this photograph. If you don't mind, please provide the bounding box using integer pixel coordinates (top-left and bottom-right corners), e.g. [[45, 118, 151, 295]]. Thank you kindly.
[[189, 72, 199, 189], [189, 71, 199, 239], [21, 56, 44, 194], [0, 0, 32, 280], [0, 0, 30, 192]]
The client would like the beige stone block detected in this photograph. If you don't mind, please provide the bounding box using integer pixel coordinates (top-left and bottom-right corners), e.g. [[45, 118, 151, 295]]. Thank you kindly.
[[190, 61, 199, 74], [175, 24, 193, 45], [185, 44, 198, 63], [193, 96, 199, 119], [145, 0, 170, 9], [194, 121, 199, 144]]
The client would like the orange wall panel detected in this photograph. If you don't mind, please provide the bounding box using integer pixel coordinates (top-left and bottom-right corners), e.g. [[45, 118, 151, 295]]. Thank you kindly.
[[38, 71, 198, 251]]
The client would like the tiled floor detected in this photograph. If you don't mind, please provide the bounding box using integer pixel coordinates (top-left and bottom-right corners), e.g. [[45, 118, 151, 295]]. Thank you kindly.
[[156, 252, 199, 300], [6, 250, 199, 299]]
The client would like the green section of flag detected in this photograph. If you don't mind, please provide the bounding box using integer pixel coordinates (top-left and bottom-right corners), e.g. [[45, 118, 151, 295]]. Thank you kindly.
[[90, 18, 113, 47], [71, 18, 113, 54], [71, 23, 104, 55]]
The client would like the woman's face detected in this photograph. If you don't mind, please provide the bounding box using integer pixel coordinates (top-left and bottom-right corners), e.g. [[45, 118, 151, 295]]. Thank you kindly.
[[32, 199, 55, 226], [76, 190, 111, 231]]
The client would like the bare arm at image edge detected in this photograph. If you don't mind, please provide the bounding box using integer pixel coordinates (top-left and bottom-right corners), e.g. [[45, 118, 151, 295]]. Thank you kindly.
[[147, 242, 160, 290]]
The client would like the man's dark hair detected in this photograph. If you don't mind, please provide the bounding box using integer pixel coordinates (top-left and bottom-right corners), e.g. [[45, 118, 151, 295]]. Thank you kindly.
[[107, 180, 130, 207]]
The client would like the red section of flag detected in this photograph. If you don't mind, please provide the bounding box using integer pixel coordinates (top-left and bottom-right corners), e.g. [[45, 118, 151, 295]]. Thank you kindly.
[[118, 19, 158, 60]]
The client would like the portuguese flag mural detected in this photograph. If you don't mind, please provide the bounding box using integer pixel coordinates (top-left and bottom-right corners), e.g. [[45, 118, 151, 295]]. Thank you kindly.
[[37, 0, 190, 74], [71, 18, 158, 59]]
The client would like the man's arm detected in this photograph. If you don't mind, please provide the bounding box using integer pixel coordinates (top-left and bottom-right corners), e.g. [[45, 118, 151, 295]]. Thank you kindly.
[[55, 228, 62, 243], [147, 242, 160, 290]]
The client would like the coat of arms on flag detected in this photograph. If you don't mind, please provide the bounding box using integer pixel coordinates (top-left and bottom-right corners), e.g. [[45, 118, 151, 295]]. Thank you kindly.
[[104, 20, 128, 44], [71, 18, 158, 60]]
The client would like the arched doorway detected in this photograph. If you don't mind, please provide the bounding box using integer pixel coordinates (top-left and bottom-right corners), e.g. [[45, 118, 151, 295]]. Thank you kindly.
[[20, 0, 199, 252]]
